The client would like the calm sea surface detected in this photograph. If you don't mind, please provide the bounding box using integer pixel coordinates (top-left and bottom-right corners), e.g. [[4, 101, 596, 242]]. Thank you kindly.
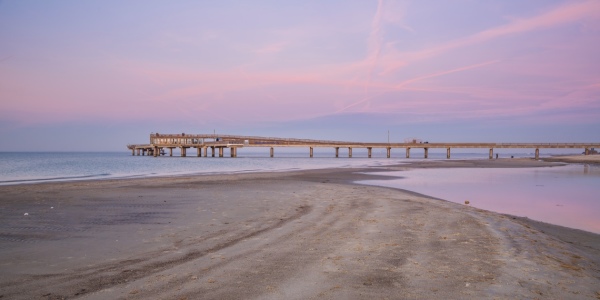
[[0, 149, 558, 185], [1, 150, 596, 233]]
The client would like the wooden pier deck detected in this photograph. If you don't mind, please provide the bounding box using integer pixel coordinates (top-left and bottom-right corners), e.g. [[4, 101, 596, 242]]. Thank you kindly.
[[127, 133, 600, 159]]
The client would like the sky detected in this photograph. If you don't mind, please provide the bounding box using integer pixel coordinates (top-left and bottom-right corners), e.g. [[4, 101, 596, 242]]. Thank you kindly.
[[1, 0, 599, 151]]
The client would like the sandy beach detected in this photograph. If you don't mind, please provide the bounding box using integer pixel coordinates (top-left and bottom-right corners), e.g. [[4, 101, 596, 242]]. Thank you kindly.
[[542, 154, 600, 164], [1, 159, 599, 299]]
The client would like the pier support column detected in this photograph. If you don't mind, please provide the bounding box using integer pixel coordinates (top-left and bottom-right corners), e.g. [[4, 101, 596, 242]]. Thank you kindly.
[[137, 149, 141, 156], [270, 147, 274, 158], [230, 147, 236, 158], [424, 148, 428, 159], [386, 147, 390, 158], [447, 148, 451, 159], [153, 147, 157, 157], [310, 147, 313, 158], [211, 147, 215, 157], [489, 148, 493, 160], [203, 147, 208, 157], [585, 148, 590, 155], [169, 148, 173, 157], [535, 148, 540, 160], [131, 149, 135, 156], [368, 147, 372, 158], [197, 147, 201, 157], [141, 149, 145, 156], [348, 147, 352, 158], [335, 147, 339, 158], [181, 147, 187, 157], [219, 147, 224, 157], [406, 148, 410, 158]]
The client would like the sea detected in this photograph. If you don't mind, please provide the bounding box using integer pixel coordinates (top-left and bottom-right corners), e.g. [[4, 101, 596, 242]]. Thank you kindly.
[[1, 148, 598, 233]]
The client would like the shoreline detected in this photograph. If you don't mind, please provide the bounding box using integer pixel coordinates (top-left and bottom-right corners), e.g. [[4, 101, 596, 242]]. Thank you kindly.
[[1, 159, 599, 298], [542, 154, 600, 164], [3, 152, 593, 187]]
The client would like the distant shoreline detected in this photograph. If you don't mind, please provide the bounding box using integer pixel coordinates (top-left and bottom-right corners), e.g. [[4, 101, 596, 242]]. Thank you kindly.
[[543, 154, 600, 164]]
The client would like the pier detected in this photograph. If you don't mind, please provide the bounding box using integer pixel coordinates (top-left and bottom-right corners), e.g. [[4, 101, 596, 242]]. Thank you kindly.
[[127, 133, 600, 160]]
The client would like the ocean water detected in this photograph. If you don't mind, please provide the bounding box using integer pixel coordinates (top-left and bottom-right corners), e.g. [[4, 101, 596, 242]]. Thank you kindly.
[[0, 151, 378, 185], [0, 148, 572, 185], [358, 164, 600, 234], [0, 148, 564, 185], [1, 149, 596, 233]]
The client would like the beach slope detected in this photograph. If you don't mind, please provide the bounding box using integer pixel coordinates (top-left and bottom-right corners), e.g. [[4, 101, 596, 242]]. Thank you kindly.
[[0, 167, 599, 299]]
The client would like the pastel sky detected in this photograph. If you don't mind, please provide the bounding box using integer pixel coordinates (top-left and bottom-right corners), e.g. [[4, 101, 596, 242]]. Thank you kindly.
[[1, 0, 599, 150]]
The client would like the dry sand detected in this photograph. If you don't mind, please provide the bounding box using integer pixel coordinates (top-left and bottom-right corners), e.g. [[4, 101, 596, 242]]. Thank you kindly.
[[0, 160, 599, 299]]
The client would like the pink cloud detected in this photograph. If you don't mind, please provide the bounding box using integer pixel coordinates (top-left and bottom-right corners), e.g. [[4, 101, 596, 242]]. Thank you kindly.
[[255, 42, 288, 54], [381, 0, 600, 75], [334, 60, 500, 113]]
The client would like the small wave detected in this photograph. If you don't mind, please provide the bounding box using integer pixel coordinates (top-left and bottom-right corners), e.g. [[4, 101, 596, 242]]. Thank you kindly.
[[0, 173, 112, 185]]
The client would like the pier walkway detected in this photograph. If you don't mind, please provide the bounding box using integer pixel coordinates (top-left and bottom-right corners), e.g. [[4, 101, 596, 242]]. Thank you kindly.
[[127, 133, 600, 159]]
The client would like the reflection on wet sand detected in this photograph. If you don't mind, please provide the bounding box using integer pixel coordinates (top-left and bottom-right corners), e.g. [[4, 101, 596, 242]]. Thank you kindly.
[[360, 164, 600, 234]]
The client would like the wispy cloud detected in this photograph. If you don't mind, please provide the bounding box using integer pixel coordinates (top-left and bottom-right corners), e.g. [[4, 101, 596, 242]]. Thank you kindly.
[[381, 0, 600, 74], [2, 0, 598, 130], [255, 41, 288, 54], [335, 60, 500, 113]]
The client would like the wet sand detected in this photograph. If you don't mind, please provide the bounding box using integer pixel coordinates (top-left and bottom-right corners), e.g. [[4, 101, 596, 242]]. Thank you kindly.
[[0, 160, 599, 299], [542, 154, 600, 164]]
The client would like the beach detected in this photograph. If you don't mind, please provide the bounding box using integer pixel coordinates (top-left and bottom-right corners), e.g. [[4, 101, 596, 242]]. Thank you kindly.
[[542, 154, 600, 164], [1, 159, 599, 299]]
